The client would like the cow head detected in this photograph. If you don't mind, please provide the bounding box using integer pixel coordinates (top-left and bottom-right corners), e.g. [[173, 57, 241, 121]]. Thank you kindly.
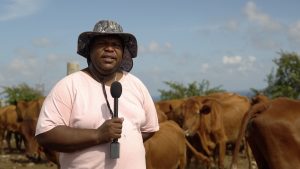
[[251, 93, 269, 105], [179, 98, 211, 136], [16, 98, 45, 122], [16, 101, 26, 122], [19, 119, 43, 162], [154, 104, 168, 123]]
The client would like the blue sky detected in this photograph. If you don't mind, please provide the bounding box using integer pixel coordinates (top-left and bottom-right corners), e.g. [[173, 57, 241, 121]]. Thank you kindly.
[[1, 0, 300, 98]]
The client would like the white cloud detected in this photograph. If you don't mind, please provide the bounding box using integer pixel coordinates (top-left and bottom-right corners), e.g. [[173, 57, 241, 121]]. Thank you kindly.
[[148, 42, 160, 52], [139, 41, 172, 55], [222, 55, 257, 73], [46, 53, 77, 64], [248, 56, 256, 62], [32, 37, 52, 48], [244, 1, 281, 31], [0, 0, 44, 21], [8, 48, 38, 76], [223, 56, 242, 64], [288, 21, 300, 44], [225, 20, 239, 32], [250, 34, 281, 50], [200, 63, 209, 73], [237, 56, 256, 72], [47, 53, 60, 61]]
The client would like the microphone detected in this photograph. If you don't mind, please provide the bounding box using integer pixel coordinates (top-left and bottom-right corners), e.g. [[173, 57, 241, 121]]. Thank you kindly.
[[110, 81, 122, 159], [110, 81, 122, 118]]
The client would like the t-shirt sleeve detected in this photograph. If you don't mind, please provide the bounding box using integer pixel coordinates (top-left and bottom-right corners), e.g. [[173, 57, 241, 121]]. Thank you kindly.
[[140, 84, 159, 133], [35, 79, 73, 136]]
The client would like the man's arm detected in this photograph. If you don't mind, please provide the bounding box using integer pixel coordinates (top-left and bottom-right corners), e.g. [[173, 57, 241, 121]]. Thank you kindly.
[[36, 118, 123, 153]]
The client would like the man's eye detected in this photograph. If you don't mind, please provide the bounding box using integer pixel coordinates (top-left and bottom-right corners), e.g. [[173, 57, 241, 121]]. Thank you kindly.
[[95, 42, 122, 49], [96, 42, 106, 46], [113, 43, 122, 48]]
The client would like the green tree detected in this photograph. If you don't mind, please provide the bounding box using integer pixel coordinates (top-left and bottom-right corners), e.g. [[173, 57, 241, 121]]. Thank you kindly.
[[263, 51, 300, 99], [0, 83, 44, 105], [158, 80, 225, 100]]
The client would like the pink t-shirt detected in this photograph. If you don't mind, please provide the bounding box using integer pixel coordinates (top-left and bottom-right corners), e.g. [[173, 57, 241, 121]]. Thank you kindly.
[[35, 71, 159, 169]]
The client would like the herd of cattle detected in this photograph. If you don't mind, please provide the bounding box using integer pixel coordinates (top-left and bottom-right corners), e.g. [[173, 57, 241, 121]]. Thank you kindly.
[[0, 92, 299, 169]]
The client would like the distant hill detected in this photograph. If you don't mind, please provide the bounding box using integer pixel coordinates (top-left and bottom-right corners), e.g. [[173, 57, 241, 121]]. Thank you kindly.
[[230, 90, 254, 98]]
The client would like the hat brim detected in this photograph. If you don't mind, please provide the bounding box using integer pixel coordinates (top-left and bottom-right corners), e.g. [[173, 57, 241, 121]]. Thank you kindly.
[[77, 32, 137, 72]]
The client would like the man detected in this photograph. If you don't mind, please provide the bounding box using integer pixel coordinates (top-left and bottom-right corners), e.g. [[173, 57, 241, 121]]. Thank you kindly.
[[35, 20, 159, 169]]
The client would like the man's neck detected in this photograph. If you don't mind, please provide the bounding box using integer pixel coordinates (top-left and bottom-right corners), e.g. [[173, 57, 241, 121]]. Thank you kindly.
[[85, 64, 118, 86]]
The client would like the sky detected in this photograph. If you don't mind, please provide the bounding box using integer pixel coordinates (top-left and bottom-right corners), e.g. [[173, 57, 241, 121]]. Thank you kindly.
[[1, 0, 300, 98]]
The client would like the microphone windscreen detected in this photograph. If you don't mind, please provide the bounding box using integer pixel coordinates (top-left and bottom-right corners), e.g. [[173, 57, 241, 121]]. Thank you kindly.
[[111, 81, 122, 98]]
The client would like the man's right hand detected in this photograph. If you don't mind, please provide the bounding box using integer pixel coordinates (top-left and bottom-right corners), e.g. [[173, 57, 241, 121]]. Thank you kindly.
[[96, 117, 124, 144]]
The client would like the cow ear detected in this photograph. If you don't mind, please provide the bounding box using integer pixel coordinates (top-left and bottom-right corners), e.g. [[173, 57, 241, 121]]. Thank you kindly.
[[200, 105, 211, 114]]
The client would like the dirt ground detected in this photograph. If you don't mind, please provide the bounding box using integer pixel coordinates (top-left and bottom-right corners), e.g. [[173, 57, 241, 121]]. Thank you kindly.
[[0, 143, 57, 169], [0, 150, 252, 169], [187, 153, 254, 169], [0, 150, 57, 169], [0, 141, 252, 169]]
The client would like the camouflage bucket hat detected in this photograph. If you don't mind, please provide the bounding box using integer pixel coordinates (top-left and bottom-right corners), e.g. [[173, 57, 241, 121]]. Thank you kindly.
[[77, 20, 137, 72]]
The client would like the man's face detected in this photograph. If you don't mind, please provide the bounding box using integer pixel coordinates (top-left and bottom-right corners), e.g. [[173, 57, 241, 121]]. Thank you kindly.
[[89, 35, 123, 74]]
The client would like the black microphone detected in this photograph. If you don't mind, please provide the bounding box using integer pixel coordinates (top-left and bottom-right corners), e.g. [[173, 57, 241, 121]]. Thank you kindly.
[[110, 81, 122, 159], [110, 81, 122, 118]]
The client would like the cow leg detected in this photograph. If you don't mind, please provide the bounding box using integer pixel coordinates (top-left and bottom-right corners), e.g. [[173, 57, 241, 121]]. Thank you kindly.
[[178, 153, 186, 169], [186, 148, 193, 168], [0, 128, 4, 153], [0, 129, 5, 154], [244, 139, 256, 169], [247, 119, 270, 169], [185, 139, 212, 167], [212, 131, 226, 169], [14, 132, 23, 151], [179, 142, 187, 169], [216, 141, 226, 169], [5, 131, 13, 152], [197, 130, 213, 156]]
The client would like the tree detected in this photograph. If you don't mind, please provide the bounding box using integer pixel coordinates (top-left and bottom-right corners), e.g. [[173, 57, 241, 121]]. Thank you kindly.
[[158, 80, 225, 100], [263, 51, 300, 99], [0, 83, 44, 105]]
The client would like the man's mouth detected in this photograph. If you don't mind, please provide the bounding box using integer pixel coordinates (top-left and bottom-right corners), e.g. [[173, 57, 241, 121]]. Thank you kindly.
[[102, 55, 116, 63]]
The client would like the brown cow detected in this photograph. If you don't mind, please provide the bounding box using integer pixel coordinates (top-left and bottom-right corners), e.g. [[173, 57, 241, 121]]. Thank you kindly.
[[175, 93, 250, 169], [16, 97, 45, 121], [144, 120, 186, 169], [250, 93, 269, 105], [246, 97, 300, 169], [168, 97, 216, 168], [155, 93, 251, 169], [154, 104, 168, 123], [19, 118, 41, 160], [155, 101, 212, 167], [190, 97, 228, 169], [193, 92, 251, 150], [19, 118, 60, 168], [230, 93, 270, 169], [155, 98, 185, 121], [231, 97, 300, 169], [0, 105, 22, 152]]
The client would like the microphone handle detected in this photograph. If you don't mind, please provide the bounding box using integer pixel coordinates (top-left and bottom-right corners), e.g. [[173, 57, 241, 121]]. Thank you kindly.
[[113, 98, 118, 142], [114, 98, 118, 118]]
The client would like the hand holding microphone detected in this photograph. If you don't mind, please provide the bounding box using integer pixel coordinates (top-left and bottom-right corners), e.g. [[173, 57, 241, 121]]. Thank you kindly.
[[110, 81, 122, 159], [96, 118, 123, 143]]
